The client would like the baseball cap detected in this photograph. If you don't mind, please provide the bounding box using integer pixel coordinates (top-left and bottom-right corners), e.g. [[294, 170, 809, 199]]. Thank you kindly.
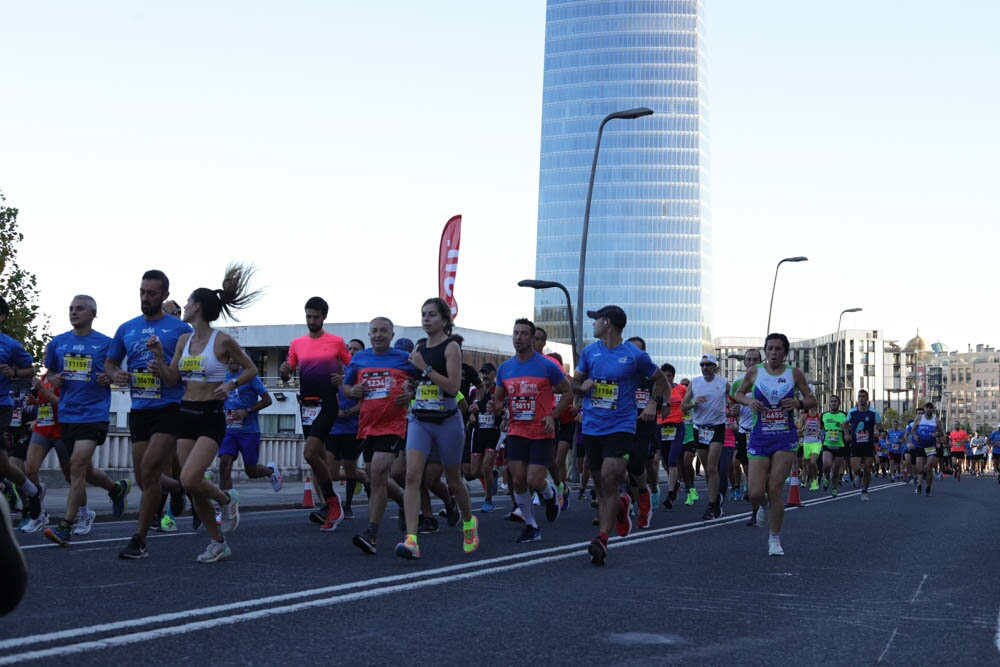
[[700, 354, 719, 366], [586, 305, 627, 330], [479, 362, 496, 373], [394, 338, 415, 353]]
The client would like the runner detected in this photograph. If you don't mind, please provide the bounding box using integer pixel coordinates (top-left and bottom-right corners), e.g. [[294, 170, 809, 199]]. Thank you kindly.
[[107, 270, 192, 560], [147, 264, 262, 562], [912, 402, 942, 496], [20, 374, 62, 532], [41, 295, 126, 546], [0, 297, 41, 527], [657, 363, 687, 510], [218, 354, 280, 496], [846, 389, 881, 502], [626, 336, 661, 528], [279, 296, 353, 532], [969, 431, 987, 476], [988, 425, 1000, 481], [343, 317, 414, 555], [949, 425, 968, 480], [570, 305, 666, 566], [467, 362, 501, 512], [730, 348, 761, 522], [326, 338, 367, 520], [395, 298, 479, 559], [820, 396, 848, 497], [489, 319, 571, 543], [734, 333, 817, 556], [682, 354, 730, 520], [886, 420, 905, 480], [798, 401, 822, 491]]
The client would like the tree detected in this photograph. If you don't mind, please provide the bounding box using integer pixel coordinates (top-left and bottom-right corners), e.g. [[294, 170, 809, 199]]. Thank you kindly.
[[0, 190, 50, 361]]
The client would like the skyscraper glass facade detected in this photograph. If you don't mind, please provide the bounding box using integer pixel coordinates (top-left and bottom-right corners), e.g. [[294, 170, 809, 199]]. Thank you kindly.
[[534, 0, 711, 376]]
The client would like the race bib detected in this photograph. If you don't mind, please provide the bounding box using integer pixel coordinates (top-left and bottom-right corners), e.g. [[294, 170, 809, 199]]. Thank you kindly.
[[478, 412, 495, 429], [762, 408, 789, 433], [414, 381, 444, 412], [591, 380, 619, 410], [362, 371, 392, 400], [924, 446, 937, 457], [131, 371, 162, 399], [855, 430, 870, 443], [63, 353, 93, 381], [225, 410, 245, 429], [805, 423, 820, 438], [36, 404, 55, 427], [301, 404, 320, 427], [510, 395, 536, 421], [698, 427, 714, 445], [180, 355, 207, 382], [635, 389, 650, 410], [660, 425, 677, 441]]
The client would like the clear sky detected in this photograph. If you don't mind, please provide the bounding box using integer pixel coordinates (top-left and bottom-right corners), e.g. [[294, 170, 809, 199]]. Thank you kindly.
[[2, 1, 997, 354]]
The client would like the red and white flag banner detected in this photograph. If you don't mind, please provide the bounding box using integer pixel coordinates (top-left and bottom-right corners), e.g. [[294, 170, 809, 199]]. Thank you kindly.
[[438, 214, 462, 319]]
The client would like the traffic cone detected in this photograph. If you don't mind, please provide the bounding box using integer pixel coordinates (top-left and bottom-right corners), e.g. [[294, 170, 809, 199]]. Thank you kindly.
[[787, 463, 803, 507], [300, 473, 316, 508]]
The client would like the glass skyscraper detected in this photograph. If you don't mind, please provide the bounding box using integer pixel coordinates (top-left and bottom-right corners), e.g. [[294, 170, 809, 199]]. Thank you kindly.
[[534, 0, 711, 376]]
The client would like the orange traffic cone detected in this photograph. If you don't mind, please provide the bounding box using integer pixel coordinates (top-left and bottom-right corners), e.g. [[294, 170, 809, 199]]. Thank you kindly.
[[300, 473, 316, 508], [787, 464, 803, 507]]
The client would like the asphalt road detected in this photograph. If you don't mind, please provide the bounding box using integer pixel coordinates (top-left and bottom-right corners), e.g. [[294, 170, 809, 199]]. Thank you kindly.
[[4, 474, 999, 666]]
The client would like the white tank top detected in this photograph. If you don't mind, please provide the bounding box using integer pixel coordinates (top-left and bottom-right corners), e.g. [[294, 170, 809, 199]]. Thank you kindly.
[[691, 374, 727, 426], [179, 329, 227, 383]]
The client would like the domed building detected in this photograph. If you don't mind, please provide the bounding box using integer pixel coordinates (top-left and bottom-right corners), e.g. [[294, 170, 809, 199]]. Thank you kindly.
[[904, 330, 930, 353]]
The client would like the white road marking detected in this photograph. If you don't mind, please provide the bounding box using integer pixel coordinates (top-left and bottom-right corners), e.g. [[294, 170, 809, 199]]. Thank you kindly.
[[877, 627, 898, 664], [910, 573, 928, 603]]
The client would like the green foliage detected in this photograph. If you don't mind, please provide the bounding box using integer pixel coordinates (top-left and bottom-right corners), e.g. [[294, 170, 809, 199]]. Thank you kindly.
[[0, 191, 50, 362]]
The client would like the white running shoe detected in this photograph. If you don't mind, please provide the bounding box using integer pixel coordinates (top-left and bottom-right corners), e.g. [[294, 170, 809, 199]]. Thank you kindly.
[[756, 504, 769, 528], [860, 491, 870, 502], [196, 539, 232, 563], [20, 511, 49, 533], [220, 489, 240, 533], [768, 533, 784, 556], [73, 508, 97, 535], [267, 461, 283, 492]]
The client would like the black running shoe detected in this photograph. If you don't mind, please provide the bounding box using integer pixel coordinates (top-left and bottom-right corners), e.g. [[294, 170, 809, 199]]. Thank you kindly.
[[352, 530, 377, 555], [118, 534, 148, 560], [588, 536, 607, 566]]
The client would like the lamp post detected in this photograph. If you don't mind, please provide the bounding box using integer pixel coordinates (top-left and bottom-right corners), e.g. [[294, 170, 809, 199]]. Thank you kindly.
[[765, 256, 808, 335], [518, 279, 577, 366], [576, 107, 654, 356], [833, 307, 863, 403]]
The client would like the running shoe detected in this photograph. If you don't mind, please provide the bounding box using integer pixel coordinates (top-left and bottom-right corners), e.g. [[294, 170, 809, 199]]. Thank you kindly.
[[831, 488, 838, 498], [119, 534, 148, 559], [25, 483, 44, 521], [701, 505, 715, 521], [0, 493, 27, 615], [196, 539, 231, 563], [684, 488, 696, 506], [756, 504, 769, 528], [822, 479, 829, 491], [352, 530, 377, 555], [689, 488, 700, 501], [169, 488, 186, 518], [860, 491, 870, 502], [577, 489, 587, 501], [915, 484, 922, 495], [159, 511, 177, 532], [109, 479, 130, 518], [544, 484, 561, 523], [17, 515, 31, 532], [588, 535, 607, 566], [615, 493, 632, 537], [924, 489, 931, 497], [320, 491, 343, 532], [592, 516, 600, 526], [560, 484, 571, 512], [809, 480, 820, 492], [44, 521, 73, 547], [503, 508, 525, 523], [746, 509, 758, 527], [637, 489, 651, 528], [418, 516, 439, 534], [73, 508, 97, 535], [395, 535, 420, 560], [220, 489, 240, 533], [444, 498, 460, 527], [479, 499, 494, 513], [309, 508, 326, 525], [650, 489, 660, 507], [462, 516, 480, 553], [267, 462, 283, 492], [662, 497, 673, 510], [768, 533, 784, 556], [853, 476, 861, 489], [215, 509, 222, 525], [22, 511, 50, 533], [515, 525, 541, 543], [343, 506, 354, 520]]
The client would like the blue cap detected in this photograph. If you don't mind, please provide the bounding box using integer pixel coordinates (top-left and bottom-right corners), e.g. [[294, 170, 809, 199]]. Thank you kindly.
[[394, 338, 414, 353]]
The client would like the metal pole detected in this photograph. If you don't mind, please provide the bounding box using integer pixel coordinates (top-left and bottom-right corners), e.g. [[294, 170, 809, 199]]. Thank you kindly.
[[766, 256, 808, 335], [518, 279, 578, 366], [575, 108, 653, 356]]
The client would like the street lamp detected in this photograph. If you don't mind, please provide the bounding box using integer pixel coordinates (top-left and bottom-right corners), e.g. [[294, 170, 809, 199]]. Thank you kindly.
[[518, 279, 577, 366], [765, 256, 808, 335], [576, 107, 654, 355], [834, 307, 863, 403]]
